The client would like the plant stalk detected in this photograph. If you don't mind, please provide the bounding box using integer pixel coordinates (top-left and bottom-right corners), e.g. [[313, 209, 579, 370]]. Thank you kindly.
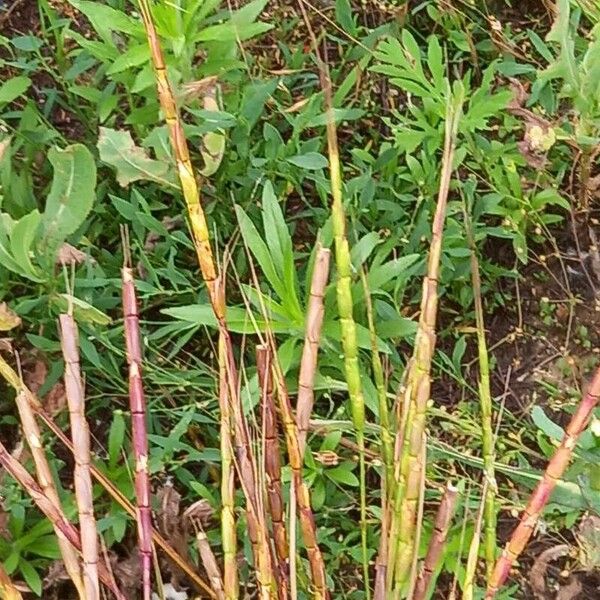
[[0, 439, 126, 600], [486, 365, 600, 598], [59, 313, 100, 600], [122, 266, 154, 600], [389, 90, 463, 593]]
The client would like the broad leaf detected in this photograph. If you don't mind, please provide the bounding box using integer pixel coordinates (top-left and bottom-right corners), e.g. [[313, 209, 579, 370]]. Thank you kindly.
[[98, 128, 176, 188], [41, 144, 96, 263], [0, 76, 31, 104]]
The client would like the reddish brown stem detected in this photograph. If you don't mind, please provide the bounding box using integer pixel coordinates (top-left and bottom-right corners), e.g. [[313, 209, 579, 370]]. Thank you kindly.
[[0, 440, 126, 600], [122, 266, 153, 600], [257, 345, 289, 598], [413, 483, 459, 600], [486, 366, 600, 598]]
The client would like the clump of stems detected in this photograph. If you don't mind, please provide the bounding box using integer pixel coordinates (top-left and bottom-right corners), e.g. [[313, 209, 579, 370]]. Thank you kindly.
[[257, 345, 289, 597], [13, 387, 85, 598], [122, 262, 154, 600], [136, 2, 274, 594], [0, 355, 216, 598], [297, 2, 369, 588], [486, 365, 600, 598], [0, 439, 126, 600], [59, 312, 100, 600], [266, 340, 329, 599], [389, 89, 463, 593]]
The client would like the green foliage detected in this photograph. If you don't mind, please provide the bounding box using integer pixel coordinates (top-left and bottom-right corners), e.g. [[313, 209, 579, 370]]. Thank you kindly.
[[0, 1, 597, 598]]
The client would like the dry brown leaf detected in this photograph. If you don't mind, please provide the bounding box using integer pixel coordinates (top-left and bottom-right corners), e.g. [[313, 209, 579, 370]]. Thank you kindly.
[[0, 303, 21, 332], [22, 359, 66, 415], [284, 97, 310, 113], [55, 243, 89, 266], [530, 544, 570, 599]]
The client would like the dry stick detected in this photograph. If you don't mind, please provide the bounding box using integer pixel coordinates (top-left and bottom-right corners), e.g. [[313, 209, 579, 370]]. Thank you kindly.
[[465, 214, 497, 578], [389, 91, 463, 594], [195, 525, 226, 600], [266, 342, 329, 599], [297, 2, 369, 590], [293, 245, 330, 599], [0, 558, 23, 600], [0, 440, 127, 600], [135, 3, 274, 593], [0, 355, 217, 599], [257, 345, 289, 599], [12, 387, 85, 599], [485, 365, 600, 599], [122, 265, 154, 600], [412, 483, 459, 600], [296, 246, 331, 455], [218, 336, 238, 600], [59, 313, 100, 600]]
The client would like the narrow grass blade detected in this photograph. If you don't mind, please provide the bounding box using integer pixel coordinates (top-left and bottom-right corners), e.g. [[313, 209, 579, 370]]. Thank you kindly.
[[257, 345, 289, 597], [413, 483, 459, 600], [486, 366, 600, 598], [0, 439, 126, 600], [122, 266, 154, 600], [59, 313, 100, 600], [389, 90, 463, 593]]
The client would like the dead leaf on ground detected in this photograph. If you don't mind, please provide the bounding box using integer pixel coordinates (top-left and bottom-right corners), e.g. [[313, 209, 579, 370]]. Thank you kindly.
[[112, 553, 141, 597], [530, 544, 570, 599], [577, 514, 600, 570], [22, 358, 66, 415], [144, 215, 184, 252], [0, 303, 21, 331]]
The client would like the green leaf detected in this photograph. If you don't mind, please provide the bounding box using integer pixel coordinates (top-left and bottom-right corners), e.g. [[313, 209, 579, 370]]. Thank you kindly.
[[27, 535, 60, 559], [98, 128, 175, 188], [0, 76, 31, 104], [106, 44, 150, 75], [108, 411, 126, 468], [41, 144, 96, 262], [286, 152, 328, 170], [235, 204, 285, 299], [196, 0, 273, 41], [66, 0, 141, 39], [51, 294, 112, 326], [19, 559, 42, 596], [261, 182, 302, 319], [326, 465, 359, 486], [531, 406, 565, 442], [10, 210, 43, 281]]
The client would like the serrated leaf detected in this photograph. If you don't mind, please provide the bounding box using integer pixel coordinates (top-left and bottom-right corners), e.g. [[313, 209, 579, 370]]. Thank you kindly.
[[41, 144, 96, 262], [97, 128, 175, 188]]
